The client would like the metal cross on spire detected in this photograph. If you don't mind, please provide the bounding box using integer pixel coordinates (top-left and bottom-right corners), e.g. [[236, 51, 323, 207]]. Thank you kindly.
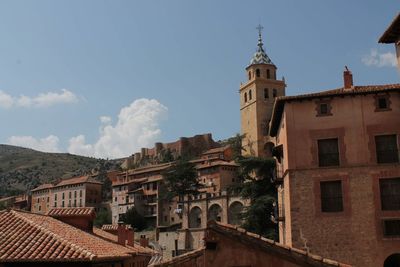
[[256, 24, 264, 37]]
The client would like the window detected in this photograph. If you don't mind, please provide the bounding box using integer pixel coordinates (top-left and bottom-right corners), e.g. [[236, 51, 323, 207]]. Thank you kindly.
[[80, 190, 82, 197], [256, 68, 260, 77], [249, 90, 252, 100], [266, 69, 270, 79], [320, 103, 328, 114], [62, 201, 64, 207], [383, 220, 400, 237], [318, 138, 340, 166], [320, 180, 343, 212], [69, 192, 71, 198], [74, 199, 76, 207], [244, 92, 247, 102], [248, 71, 251, 80], [264, 88, 269, 99], [74, 191, 77, 198], [375, 95, 391, 111], [272, 89, 277, 97], [375, 135, 399, 163], [54, 194, 57, 201], [380, 178, 400, 210], [62, 193, 65, 200]]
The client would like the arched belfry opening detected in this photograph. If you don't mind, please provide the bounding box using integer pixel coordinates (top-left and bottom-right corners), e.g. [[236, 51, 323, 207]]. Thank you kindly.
[[384, 254, 400, 267]]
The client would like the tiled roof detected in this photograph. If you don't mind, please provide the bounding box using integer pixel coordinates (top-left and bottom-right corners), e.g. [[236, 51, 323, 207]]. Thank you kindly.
[[202, 146, 227, 155], [93, 227, 155, 255], [379, 12, 400, 43], [208, 221, 351, 267], [196, 160, 239, 170], [31, 183, 54, 192], [0, 209, 140, 262], [151, 247, 204, 266], [101, 224, 132, 231], [47, 207, 95, 217], [55, 175, 102, 187], [269, 84, 400, 136]]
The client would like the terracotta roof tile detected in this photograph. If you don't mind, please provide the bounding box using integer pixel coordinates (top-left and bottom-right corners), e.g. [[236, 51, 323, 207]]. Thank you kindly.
[[0, 209, 147, 262], [207, 221, 352, 267], [47, 208, 96, 217], [31, 184, 54, 192], [55, 175, 102, 187]]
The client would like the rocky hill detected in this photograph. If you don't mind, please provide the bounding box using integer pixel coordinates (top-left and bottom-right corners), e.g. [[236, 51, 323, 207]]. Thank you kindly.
[[0, 144, 122, 197]]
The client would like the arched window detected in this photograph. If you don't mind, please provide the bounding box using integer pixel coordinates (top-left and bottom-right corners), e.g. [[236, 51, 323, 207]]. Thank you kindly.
[[244, 92, 247, 102], [256, 69, 260, 77], [228, 202, 244, 225], [384, 254, 400, 267], [264, 88, 269, 99], [267, 69, 270, 79], [208, 204, 222, 222], [249, 90, 252, 100], [248, 71, 251, 80], [273, 89, 277, 97], [189, 207, 202, 228]]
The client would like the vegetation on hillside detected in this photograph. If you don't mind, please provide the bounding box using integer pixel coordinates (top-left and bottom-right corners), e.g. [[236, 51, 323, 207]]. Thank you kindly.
[[0, 144, 122, 197]]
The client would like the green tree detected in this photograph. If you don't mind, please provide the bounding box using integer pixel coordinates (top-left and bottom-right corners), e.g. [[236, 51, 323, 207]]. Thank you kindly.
[[160, 159, 200, 201], [220, 133, 245, 160], [120, 207, 147, 231], [231, 156, 278, 240], [94, 208, 112, 227]]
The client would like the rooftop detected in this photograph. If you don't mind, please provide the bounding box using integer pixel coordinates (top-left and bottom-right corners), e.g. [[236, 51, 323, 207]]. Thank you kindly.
[[31, 183, 54, 192], [47, 207, 96, 217], [248, 24, 274, 67], [379, 12, 400, 43], [0, 209, 149, 262], [269, 83, 400, 136], [55, 175, 102, 187]]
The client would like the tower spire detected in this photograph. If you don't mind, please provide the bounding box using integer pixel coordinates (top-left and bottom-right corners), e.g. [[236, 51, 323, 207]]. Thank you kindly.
[[256, 24, 264, 52], [249, 24, 273, 66]]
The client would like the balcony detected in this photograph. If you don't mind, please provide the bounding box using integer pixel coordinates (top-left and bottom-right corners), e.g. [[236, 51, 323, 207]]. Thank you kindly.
[[271, 165, 284, 185], [271, 202, 285, 223]]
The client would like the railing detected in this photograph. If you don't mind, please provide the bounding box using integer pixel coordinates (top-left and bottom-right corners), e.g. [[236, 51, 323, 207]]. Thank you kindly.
[[271, 164, 284, 185], [271, 201, 285, 223]]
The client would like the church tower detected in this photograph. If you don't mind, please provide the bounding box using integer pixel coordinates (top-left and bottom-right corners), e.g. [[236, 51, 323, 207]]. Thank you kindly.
[[240, 25, 286, 157]]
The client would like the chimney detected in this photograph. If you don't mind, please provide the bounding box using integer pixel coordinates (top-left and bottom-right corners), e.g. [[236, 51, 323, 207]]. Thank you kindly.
[[139, 235, 149, 248], [117, 223, 134, 247], [343, 66, 353, 89]]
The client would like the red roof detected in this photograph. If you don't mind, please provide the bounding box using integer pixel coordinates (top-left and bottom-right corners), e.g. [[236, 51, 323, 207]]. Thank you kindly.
[[47, 207, 96, 217], [55, 175, 102, 187], [31, 183, 54, 192], [0, 209, 146, 262]]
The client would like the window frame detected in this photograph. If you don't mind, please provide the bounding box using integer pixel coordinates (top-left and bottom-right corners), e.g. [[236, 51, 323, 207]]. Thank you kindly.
[[320, 180, 344, 213], [317, 138, 340, 167], [374, 94, 391, 112], [375, 134, 399, 164]]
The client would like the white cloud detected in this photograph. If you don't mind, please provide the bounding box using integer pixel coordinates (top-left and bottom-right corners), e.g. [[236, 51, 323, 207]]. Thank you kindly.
[[7, 135, 60, 153], [100, 116, 112, 124], [362, 49, 397, 67], [68, 98, 168, 159], [0, 91, 14, 109], [0, 89, 79, 109]]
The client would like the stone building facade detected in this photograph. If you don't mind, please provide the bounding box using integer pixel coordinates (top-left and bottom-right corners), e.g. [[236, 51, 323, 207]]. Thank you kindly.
[[269, 69, 400, 266], [240, 26, 286, 157], [31, 175, 102, 214]]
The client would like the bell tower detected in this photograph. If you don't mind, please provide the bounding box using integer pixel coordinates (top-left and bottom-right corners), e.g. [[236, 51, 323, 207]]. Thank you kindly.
[[240, 25, 286, 157]]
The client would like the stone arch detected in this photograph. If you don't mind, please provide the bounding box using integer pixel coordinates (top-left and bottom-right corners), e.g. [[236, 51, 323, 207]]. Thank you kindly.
[[208, 204, 222, 222], [228, 201, 244, 225], [189, 206, 202, 228], [384, 253, 400, 267], [264, 142, 274, 158]]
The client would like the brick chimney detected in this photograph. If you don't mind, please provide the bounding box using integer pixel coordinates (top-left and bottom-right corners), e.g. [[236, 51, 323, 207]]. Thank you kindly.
[[343, 66, 353, 89], [139, 235, 149, 248], [117, 223, 134, 247]]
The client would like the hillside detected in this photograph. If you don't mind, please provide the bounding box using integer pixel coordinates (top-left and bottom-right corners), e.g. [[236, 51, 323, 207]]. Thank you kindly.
[[0, 144, 122, 197]]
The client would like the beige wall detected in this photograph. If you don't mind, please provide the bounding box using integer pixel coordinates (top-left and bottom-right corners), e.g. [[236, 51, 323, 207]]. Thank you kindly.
[[240, 64, 285, 157]]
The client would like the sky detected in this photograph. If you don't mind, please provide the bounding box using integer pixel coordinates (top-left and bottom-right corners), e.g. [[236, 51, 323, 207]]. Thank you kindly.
[[0, 1, 398, 159]]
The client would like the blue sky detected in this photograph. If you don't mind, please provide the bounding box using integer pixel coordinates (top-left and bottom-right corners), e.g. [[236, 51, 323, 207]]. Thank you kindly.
[[0, 1, 398, 158]]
